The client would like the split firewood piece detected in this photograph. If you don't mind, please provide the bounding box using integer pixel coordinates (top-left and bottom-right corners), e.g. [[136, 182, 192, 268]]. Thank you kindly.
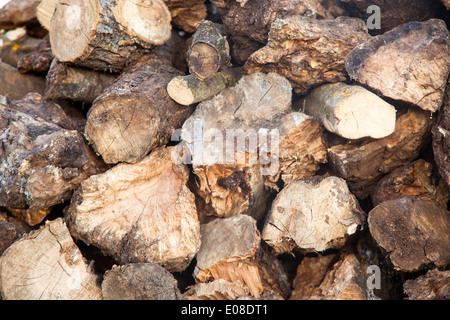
[[371, 159, 450, 207], [167, 67, 243, 105], [0, 211, 32, 255], [0, 0, 40, 30], [194, 215, 290, 299], [45, 59, 117, 104], [368, 196, 450, 272], [346, 19, 450, 113], [432, 78, 450, 187], [403, 268, 450, 300], [0, 218, 102, 300], [302, 82, 396, 139], [65, 146, 201, 273], [179, 72, 327, 219], [163, 0, 207, 33], [0, 61, 45, 100], [102, 263, 183, 300], [36, 0, 58, 30], [85, 54, 193, 165], [187, 20, 231, 81], [262, 176, 364, 255], [49, 0, 172, 73], [245, 16, 371, 95], [328, 107, 432, 199], [0, 94, 105, 212], [184, 279, 250, 300], [341, 0, 441, 34]]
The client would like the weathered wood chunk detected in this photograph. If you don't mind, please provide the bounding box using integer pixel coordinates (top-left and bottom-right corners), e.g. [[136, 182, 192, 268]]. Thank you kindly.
[[0, 61, 45, 100], [65, 147, 201, 273], [163, 0, 207, 33], [244, 16, 371, 95], [368, 196, 450, 272], [403, 268, 450, 300], [0, 218, 102, 300], [0, 0, 40, 30], [184, 279, 250, 300], [102, 263, 183, 300], [262, 176, 364, 254], [346, 19, 450, 112], [0, 211, 32, 255], [194, 215, 290, 299]]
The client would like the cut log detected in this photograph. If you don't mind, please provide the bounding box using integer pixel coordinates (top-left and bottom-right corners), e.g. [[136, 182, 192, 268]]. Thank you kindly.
[[167, 67, 243, 105], [45, 59, 117, 103], [244, 16, 371, 95], [0, 218, 102, 300], [0, 0, 40, 30], [179, 72, 327, 219], [368, 196, 450, 272], [328, 107, 432, 198], [85, 54, 193, 165], [65, 146, 201, 273], [302, 82, 396, 139], [102, 263, 183, 300], [49, 0, 172, 73], [36, 0, 58, 30], [163, 0, 207, 33], [17, 47, 53, 74], [345, 19, 450, 113], [262, 176, 364, 255], [341, 0, 442, 34], [403, 268, 450, 300], [194, 215, 290, 299], [187, 20, 231, 81], [0, 31, 42, 68], [184, 279, 249, 300], [0, 211, 32, 255], [0, 93, 105, 212], [371, 159, 450, 207], [0, 61, 46, 100]]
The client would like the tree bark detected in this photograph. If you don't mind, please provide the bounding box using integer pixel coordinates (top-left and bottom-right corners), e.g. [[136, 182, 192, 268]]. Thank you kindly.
[[403, 268, 450, 300], [49, 0, 172, 73], [85, 54, 193, 165]]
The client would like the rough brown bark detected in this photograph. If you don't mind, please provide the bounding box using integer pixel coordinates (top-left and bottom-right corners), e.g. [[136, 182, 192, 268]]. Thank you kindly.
[[163, 0, 207, 33], [0, 218, 102, 300], [0, 211, 32, 255], [65, 146, 201, 273], [262, 176, 364, 255], [0, 93, 105, 212], [244, 16, 371, 95], [102, 263, 183, 300], [0, 61, 46, 100], [345, 19, 450, 113], [45, 59, 117, 103], [403, 268, 450, 300], [49, 0, 172, 73], [368, 196, 450, 272], [327, 107, 432, 198], [17, 47, 53, 74], [85, 54, 193, 165], [194, 215, 290, 299]]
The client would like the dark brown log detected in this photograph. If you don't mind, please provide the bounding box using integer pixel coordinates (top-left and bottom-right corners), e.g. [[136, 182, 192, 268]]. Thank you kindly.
[[49, 0, 172, 73], [371, 159, 450, 207], [328, 107, 432, 199], [0, 218, 102, 300], [65, 146, 201, 273], [44, 59, 117, 103], [345, 19, 450, 113], [85, 54, 193, 165], [102, 263, 183, 300], [17, 48, 53, 74], [163, 0, 207, 33], [368, 196, 450, 272], [0, 211, 32, 255], [244, 16, 371, 95], [262, 176, 364, 254], [0, 61, 46, 100], [0, 0, 40, 30], [194, 215, 290, 299], [0, 93, 105, 212], [154, 30, 189, 73], [187, 20, 231, 81], [403, 268, 450, 300]]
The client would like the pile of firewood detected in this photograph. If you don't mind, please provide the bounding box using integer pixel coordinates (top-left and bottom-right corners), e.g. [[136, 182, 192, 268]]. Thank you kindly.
[[0, 0, 449, 300]]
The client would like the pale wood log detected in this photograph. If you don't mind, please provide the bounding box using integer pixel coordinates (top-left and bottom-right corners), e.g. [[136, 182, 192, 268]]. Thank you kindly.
[[368, 196, 450, 272], [163, 0, 207, 33], [0, 218, 102, 300], [262, 176, 364, 255], [102, 263, 183, 300], [244, 16, 371, 95], [302, 82, 396, 139], [194, 215, 290, 299], [184, 279, 249, 300], [65, 146, 201, 272], [36, 0, 58, 30], [346, 19, 450, 112]]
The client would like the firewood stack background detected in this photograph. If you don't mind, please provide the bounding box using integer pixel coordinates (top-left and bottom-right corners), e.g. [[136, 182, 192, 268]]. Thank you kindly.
[[0, 0, 449, 300]]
